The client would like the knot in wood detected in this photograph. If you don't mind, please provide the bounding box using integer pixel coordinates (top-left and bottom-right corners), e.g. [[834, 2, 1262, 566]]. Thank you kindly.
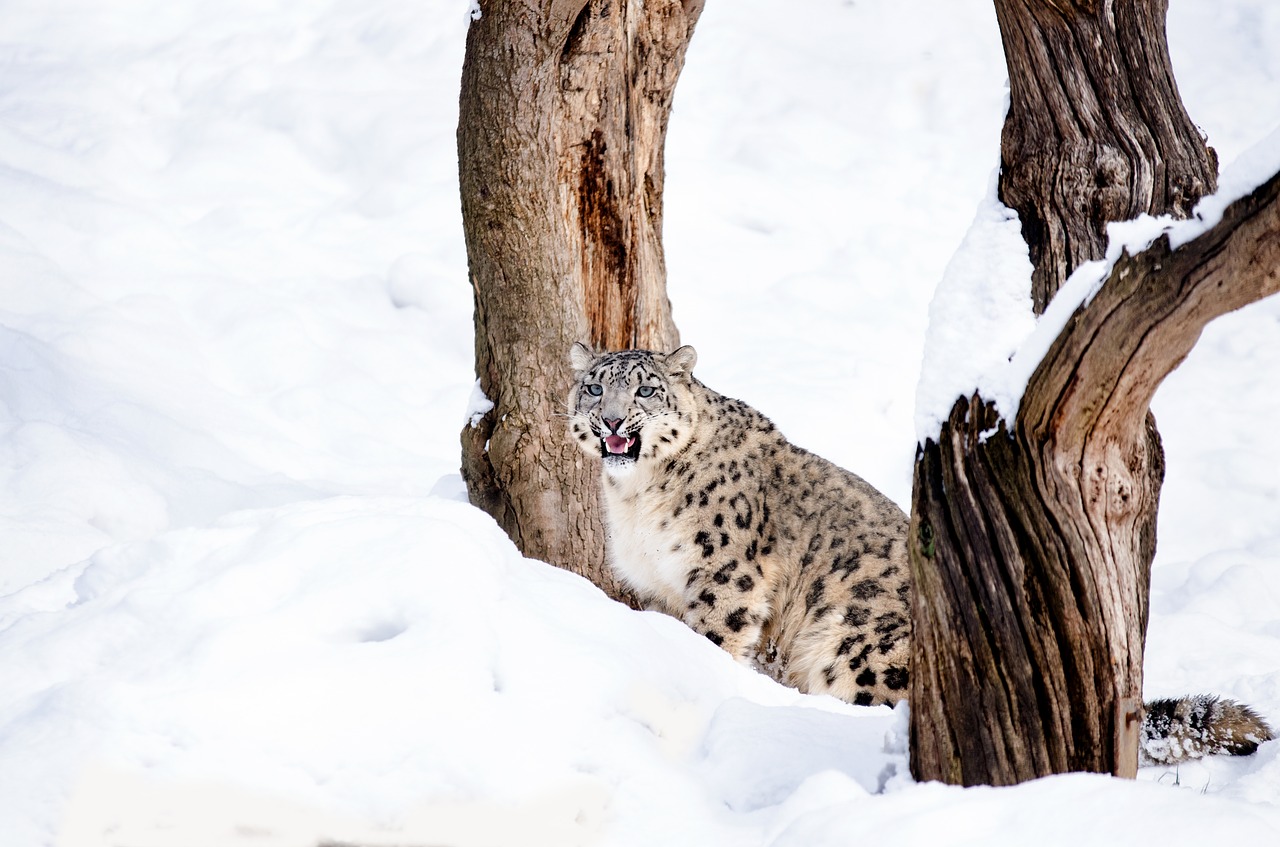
[[1091, 146, 1132, 225]]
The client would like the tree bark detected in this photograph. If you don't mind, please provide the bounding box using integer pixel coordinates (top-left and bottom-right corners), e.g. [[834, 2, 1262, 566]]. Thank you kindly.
[[911, 170, 1280, 785], [908, 0, 1276, 785], [995, 0, 1216, 308], [458, 0, 701, 595]]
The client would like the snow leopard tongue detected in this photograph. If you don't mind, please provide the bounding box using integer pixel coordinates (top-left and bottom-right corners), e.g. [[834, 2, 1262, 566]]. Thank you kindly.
[[604, 434, 635, 454]]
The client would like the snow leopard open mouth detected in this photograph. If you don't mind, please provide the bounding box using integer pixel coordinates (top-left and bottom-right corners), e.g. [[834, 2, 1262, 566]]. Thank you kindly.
[[601, 433, 641, 461]]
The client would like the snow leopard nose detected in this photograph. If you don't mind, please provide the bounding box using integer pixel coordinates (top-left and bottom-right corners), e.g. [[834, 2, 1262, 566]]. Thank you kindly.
[[603, 418, 623, 434]]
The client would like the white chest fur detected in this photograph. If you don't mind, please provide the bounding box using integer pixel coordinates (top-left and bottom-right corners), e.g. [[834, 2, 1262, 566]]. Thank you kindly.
[[599, 467, 689, 603]]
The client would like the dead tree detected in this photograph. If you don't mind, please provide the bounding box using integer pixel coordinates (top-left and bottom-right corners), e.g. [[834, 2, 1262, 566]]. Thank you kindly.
[[909, 0, 1280, 784], [457, 0, 702, 593]]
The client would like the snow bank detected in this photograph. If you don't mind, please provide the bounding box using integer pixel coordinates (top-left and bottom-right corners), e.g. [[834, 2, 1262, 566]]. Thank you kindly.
[[5, 496, 899, 845], [12, 496, 1280, 846]]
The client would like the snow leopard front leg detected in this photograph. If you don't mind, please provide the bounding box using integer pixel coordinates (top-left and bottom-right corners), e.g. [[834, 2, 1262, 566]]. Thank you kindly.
[[680, 557, 771, 662], [675, 481, 773, 660], [676, 490, 774, 664]]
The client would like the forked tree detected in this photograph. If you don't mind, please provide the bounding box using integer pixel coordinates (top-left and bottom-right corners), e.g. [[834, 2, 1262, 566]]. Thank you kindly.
[[457, 0, 702, 594], [908, 0, 1280, 784]]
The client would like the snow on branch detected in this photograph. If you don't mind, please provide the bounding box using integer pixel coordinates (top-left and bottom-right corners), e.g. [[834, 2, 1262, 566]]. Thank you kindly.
[[915, 128, 1280, 444], [1020, 162, 1280, 440]]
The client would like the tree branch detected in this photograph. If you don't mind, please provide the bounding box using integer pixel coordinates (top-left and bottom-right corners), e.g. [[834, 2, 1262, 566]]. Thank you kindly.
[[1021, 168, 1280, 445]]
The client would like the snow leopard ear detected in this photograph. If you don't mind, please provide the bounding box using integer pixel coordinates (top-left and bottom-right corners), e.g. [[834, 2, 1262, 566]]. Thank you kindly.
[[664, 345, 697, 378], [569, 342, 597, 376]]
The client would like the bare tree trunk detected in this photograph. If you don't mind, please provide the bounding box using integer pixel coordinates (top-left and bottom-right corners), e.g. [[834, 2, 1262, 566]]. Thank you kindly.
[[995, 0, 1216, 308], [457, 0, 702, 594], [911, 171, 1280, 785], [908, 0, 1275, 785]]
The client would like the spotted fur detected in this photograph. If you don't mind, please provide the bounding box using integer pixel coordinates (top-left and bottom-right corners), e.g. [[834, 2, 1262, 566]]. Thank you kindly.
[[568, 343, 910, 705], [566, 344, 1277, 765], [1141, 695, 1273, 765]]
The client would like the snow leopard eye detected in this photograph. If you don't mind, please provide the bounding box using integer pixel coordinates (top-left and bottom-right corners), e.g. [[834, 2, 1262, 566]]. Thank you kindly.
[[586, 384, 603, 396], [636, 385, 656, 398]]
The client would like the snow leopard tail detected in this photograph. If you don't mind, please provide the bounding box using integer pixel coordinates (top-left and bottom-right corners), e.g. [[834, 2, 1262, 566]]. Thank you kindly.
[[1140, 694, 1274, 765]]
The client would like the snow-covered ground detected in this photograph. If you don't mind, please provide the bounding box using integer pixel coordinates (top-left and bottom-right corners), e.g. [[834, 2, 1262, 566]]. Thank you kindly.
[[2, 0, 1278, 844]]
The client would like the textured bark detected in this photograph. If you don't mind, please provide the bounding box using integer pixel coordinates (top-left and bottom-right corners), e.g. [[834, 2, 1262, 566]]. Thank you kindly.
[[911, 170, 1280, 785], [908, 0, 1273, 785], [995, 0, 1216, 309], [458, 0, 700, 595]]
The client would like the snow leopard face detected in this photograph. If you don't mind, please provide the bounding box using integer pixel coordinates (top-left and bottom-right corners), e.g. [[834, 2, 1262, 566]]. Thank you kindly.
[[567, 344, 699, 475]]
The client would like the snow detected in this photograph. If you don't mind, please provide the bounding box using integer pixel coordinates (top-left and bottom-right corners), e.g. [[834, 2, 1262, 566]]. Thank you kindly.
[[465, 380, 493, 428], [1, 0, 1279, 844], [1173, 122, 1280, 246], [913, 168, 1034, 440]]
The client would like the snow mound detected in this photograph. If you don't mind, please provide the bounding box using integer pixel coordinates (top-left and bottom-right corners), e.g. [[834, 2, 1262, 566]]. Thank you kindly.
[[2, 496, 900, 845]]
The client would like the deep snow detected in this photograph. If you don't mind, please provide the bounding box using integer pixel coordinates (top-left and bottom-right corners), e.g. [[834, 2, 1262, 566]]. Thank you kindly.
[[1, 0, 1279, 844]]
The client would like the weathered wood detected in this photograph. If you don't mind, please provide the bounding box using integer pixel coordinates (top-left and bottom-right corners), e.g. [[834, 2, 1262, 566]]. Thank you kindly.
[[908, 0, 1268, 785], [911, 169, 1280, 785], [458, 0, 700, 594], [994, 0, 1216, 308]]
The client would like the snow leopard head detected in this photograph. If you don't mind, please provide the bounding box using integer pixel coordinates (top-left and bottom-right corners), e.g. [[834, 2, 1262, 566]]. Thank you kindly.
[[567, 343, 699, 475]]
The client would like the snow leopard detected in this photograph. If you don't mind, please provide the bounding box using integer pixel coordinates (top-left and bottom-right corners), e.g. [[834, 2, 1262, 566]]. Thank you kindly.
[[568, 342, 910, 705], [566, 344, 1274, 761]]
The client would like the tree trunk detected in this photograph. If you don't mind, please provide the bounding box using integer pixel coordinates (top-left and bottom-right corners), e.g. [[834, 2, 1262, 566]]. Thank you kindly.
[[457, 0, 702, 595], [994, 0, 1216, 308], [908, 0, 1272, 785], [911, 170, 1280, 785]]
